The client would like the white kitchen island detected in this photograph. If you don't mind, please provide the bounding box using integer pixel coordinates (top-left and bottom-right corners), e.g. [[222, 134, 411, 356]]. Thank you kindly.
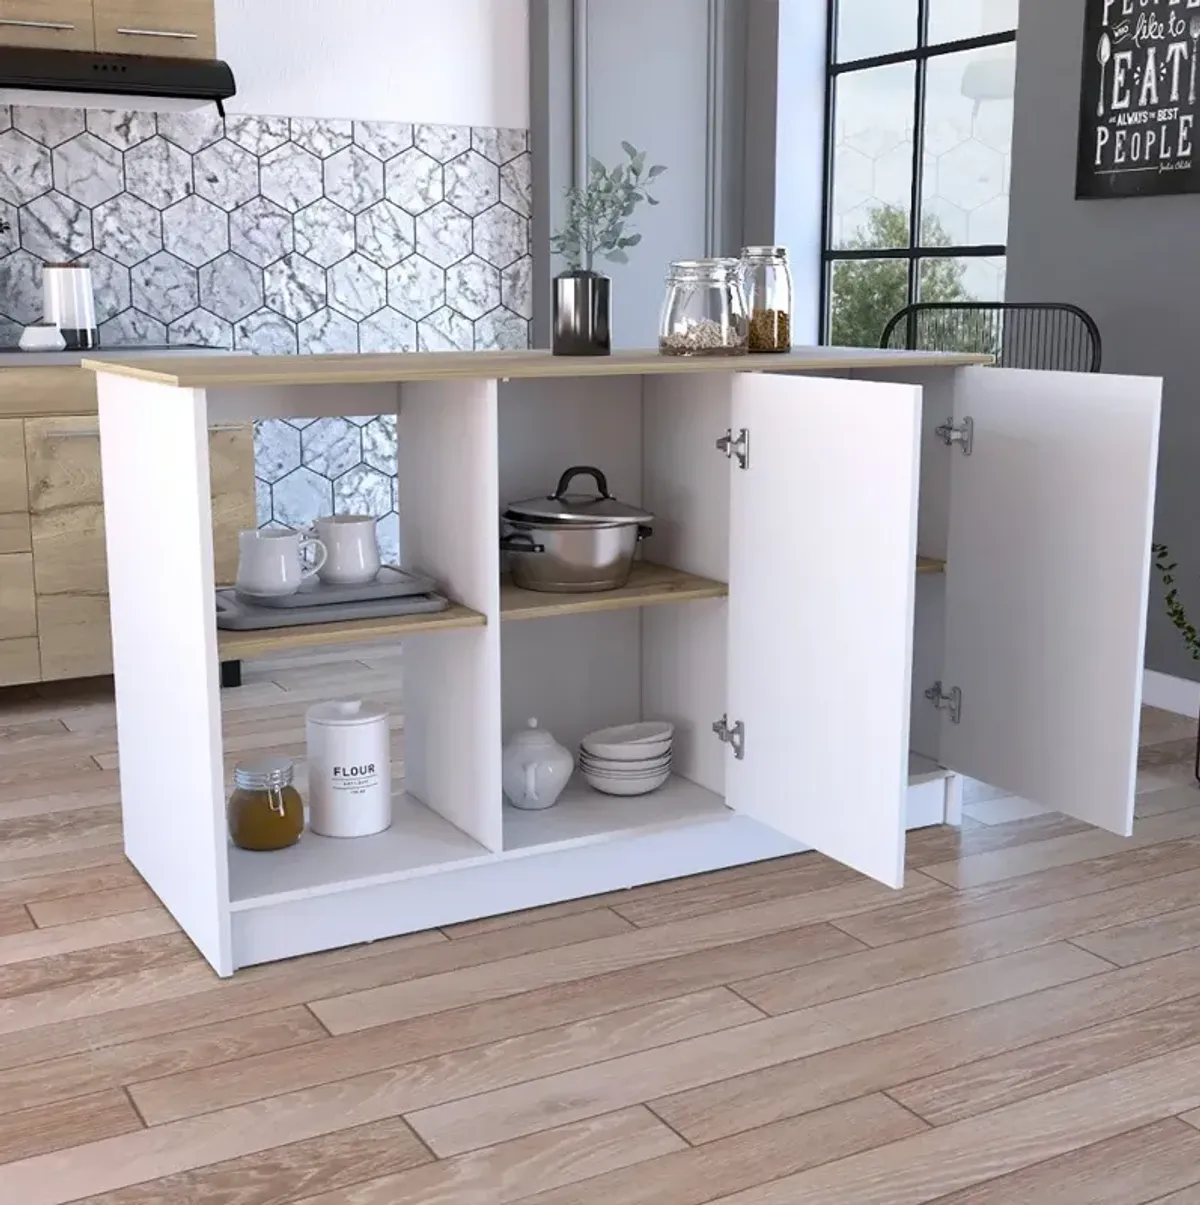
[[84, 348, 1162, 976]]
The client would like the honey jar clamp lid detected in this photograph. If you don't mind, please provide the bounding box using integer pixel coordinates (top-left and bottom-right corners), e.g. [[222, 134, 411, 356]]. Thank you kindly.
[[233, 755, 296, 792]]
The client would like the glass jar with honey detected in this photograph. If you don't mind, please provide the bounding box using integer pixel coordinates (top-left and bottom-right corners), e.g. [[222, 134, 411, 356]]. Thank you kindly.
[[228, 756, 304, 851]]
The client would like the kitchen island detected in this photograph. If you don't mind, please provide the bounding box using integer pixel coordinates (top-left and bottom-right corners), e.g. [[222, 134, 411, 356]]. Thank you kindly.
[[85, 347, 1162, 976]]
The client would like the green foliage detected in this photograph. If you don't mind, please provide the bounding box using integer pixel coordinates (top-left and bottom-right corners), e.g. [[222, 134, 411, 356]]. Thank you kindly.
[[1153, 543, 1200, 660], [550, 142, 666, 273], [829, 203, 985, 350]]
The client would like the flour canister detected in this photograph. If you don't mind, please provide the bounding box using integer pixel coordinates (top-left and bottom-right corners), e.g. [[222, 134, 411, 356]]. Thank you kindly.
[[305, 700, 392, 837]]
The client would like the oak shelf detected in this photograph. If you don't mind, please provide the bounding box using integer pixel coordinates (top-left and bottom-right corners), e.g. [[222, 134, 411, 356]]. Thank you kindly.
[[216, 602, 485, 658], [500, 561, 729, 622]]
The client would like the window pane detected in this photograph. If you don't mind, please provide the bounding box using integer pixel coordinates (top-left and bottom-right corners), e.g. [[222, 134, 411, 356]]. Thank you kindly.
[[831, 63, 915, 250], [920, 43, 1015, 248], [919, 255, 1006, 304], [928, 0, 1018, 46], [836, 0, 918, 62], [829, 258, 911, 348]]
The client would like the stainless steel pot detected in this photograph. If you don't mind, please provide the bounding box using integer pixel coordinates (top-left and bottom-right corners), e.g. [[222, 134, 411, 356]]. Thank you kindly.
[[501, 466, 654, 593]]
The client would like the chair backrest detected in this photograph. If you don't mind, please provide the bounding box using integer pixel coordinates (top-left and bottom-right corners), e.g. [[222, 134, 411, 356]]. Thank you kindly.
[[879, 302, 1102, 373]]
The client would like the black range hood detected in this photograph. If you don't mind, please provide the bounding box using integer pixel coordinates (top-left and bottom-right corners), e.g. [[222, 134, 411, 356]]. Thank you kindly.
[[0, 46, 235, 114]]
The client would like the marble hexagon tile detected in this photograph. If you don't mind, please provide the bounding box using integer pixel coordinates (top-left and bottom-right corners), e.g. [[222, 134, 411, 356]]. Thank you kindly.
[[0, 103, 532, 553], [0, 104, 532, 354]]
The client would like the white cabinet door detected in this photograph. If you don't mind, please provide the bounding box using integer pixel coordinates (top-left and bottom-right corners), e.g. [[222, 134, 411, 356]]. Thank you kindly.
[[725, 372, 923, 888], [941, 366, 1161, 835]]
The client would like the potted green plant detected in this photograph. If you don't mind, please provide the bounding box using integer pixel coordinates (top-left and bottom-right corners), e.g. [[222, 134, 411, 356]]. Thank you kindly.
[[1154, 543, 1200, 662], [550, 142, 665, 355]]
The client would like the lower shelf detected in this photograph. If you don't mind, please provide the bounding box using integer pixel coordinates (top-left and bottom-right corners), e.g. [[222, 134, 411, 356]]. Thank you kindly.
[[503, 776, 730, 852]]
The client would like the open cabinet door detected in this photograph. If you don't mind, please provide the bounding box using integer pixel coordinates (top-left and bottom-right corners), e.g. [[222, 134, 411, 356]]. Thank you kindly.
[[725, 372, 922, 888], [941, 367, 1161, 835]]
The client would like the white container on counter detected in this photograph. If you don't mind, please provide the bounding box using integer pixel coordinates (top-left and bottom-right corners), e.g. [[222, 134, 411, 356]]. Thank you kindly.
[[305, 699, 392, 837]]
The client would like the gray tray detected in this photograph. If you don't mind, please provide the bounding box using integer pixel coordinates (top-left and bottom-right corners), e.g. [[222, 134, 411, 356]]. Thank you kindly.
[[237, 565, 437, 609], [216, 589, 450, 630]]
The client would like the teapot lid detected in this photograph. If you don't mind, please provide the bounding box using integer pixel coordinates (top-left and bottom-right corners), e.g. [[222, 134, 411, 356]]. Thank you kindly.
[[509, 718, 559, 748]]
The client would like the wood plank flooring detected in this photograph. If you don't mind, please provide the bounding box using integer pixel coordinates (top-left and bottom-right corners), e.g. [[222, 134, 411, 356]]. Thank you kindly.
[[2, 654, 1200, 1203]]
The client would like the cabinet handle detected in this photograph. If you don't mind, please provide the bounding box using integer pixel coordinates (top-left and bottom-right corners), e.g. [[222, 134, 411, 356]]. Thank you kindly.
[[0, 18, 76, 30], [116, 26, 198, 39]]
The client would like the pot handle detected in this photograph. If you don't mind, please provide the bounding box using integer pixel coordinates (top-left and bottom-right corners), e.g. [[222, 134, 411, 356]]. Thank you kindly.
[[553, 465, 611, 500], [636, 524, 653, 542], [501, 532, 545, 554]]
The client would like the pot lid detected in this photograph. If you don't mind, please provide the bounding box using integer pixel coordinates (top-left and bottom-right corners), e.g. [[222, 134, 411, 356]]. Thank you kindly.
[[504, 466, 654, 525], [306, 699, 390, 726]]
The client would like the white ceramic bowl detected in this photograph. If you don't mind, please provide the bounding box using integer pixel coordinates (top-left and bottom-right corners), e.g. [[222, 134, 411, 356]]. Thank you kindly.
[[584, 768, 671, 796], [581, 721, 674, 762], [580, 752, 672, 775]]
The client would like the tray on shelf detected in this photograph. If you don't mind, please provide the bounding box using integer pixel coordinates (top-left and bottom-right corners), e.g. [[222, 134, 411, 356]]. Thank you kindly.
[[216, 589, 450, 630], [237, 565, 437, 609]]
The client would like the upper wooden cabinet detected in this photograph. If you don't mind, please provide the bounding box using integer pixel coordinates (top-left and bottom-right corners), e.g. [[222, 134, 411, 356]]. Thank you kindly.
[[0, 0, 96, 50], [0, 0, 215, 57], [93, 0, 216, 59]]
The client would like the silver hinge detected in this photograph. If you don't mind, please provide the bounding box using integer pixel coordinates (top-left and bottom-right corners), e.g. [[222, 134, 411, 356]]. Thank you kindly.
[[924, 681, 963, 725], [716, 427, 750, 469], [935, 416, 974, 456], [713, 714, 745, 759]]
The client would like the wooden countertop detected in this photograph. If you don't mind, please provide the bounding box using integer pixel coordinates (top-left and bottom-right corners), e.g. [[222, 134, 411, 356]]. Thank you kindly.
[[82, 347, 992, 389]]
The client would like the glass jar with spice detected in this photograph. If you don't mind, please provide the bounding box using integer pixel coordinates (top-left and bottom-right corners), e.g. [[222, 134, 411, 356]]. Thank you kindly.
[[658, 258, 749, 356], [228, 756, 304, 851], [739, 246, 793, 353]]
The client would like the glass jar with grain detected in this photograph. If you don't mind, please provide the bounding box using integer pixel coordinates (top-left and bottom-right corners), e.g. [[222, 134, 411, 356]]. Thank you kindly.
[[658, 259, 748, 356], [739, 246, 793, 353], [228, 756, 304, 851]]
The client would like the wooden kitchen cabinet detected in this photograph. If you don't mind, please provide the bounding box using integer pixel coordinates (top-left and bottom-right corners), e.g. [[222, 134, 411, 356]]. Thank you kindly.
[[0, 551, 38, 685], [93, 0, 215, 58], [6, 413, 252, 684], [0, 0, 96, 50]]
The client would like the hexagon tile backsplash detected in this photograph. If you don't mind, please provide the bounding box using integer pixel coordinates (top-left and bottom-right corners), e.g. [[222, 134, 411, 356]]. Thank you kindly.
[[0, 104, 533, 559]]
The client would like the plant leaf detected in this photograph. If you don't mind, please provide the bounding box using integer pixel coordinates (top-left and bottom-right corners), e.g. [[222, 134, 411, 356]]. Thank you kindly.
[[648, 164, 667, 178], [621, 140, 637, 158], [622, 232, 642, 246], [647, 195, 660, 205], [606, 248, 630, 264], [633, 150, 646, 173]]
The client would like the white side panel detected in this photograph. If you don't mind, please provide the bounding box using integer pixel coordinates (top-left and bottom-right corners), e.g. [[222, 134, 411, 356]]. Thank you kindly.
[[96, 374, 231, 975], [726, 372, 922, 888], [942, 367, 1161, 836], [642, 372, 733, 796], [909, 573, 947, 761], [397, 378, 502, 853]]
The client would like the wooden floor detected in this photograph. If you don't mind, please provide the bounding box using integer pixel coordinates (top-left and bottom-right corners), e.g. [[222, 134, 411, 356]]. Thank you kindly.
[[3, 650, 1200, 1204]]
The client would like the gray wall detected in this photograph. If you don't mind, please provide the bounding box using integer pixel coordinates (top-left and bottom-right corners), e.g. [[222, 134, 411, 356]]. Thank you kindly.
[[1007, 0, 1199, 680], [529, 0, 777, 349]]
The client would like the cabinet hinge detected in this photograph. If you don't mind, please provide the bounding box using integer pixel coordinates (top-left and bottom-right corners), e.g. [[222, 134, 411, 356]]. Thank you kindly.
[[924, 681, 963, 725], [935, 416, 974, 456], [716, 427, 750, 469], [713, 714, 745, 759]]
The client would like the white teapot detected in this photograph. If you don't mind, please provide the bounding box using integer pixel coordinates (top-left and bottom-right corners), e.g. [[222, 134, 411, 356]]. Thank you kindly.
[[502, 718, 574, 810]]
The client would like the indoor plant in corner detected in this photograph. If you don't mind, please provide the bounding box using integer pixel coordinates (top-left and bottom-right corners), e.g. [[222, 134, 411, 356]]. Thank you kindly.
[[550, 142, 665, 355]]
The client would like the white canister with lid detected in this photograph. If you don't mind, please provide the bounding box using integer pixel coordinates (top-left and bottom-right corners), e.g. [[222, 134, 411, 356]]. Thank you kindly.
[[305, 699, 392, 837]]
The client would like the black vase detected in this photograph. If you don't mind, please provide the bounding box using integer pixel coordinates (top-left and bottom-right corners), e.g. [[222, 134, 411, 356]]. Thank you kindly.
[[552, 270, 611, 355]]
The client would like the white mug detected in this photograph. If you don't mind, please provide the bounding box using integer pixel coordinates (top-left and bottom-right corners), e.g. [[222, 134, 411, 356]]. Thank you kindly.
[[236, 528, 327, 597], [313, 515, 381, 586]]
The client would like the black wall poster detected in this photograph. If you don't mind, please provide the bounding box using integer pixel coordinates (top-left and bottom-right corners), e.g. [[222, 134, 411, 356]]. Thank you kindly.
[[1077, 0, 1200, 198]]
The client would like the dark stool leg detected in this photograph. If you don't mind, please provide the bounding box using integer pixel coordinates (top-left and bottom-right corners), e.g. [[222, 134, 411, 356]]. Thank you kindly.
[[1194, 709, 1200, 785], [220, 660, 242, 689]]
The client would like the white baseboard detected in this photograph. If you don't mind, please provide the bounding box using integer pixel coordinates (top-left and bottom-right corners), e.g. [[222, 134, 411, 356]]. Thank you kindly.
[[1143, 669, 1200, 717]]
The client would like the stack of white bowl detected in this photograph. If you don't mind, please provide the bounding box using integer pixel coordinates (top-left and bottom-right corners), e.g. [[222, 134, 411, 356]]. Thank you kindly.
[[579, 722, 674, 796]]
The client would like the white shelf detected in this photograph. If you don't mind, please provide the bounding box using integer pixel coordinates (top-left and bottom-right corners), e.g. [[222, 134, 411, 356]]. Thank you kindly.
[[503, 774, 731, 853], [228, 792, 491, 910]]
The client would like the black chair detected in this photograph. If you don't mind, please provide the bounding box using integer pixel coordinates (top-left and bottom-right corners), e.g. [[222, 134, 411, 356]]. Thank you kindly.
[[879, 302, 1102, 373]]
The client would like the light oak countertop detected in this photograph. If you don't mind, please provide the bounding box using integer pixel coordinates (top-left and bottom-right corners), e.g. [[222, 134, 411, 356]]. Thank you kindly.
[[81, 347, 992, 390]]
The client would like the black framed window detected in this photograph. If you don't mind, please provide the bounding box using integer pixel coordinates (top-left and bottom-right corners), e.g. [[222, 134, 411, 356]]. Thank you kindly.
[[821, 0, 1018, 347]]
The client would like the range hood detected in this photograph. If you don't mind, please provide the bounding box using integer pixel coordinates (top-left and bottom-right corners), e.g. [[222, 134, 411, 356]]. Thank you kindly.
[[0, 46, 235, 114]]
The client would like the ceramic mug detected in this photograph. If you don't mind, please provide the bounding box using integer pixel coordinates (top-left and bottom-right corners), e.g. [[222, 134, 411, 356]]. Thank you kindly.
[[312, 515, 381, 586], [236, 528, 327, 597]]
